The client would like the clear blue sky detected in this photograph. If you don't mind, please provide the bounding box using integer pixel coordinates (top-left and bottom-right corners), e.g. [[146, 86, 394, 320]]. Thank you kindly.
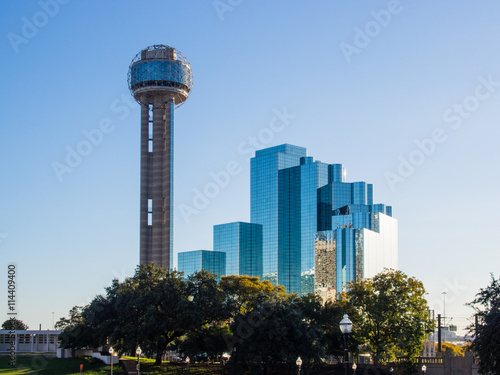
[[1, 1, 499, 335]]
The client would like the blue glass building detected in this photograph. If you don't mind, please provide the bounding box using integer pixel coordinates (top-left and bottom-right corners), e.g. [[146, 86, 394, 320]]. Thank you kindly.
[[177, 250, 226, 279], [277, 157, 331, 294], [213, 222, 263, 279], [316, 204, 397, 294], [250, 144, 307, 286], [250, 144, 398, 296]]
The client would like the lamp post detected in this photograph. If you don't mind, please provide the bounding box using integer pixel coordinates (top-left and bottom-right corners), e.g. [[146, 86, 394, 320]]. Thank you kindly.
[[136, 346, 142, 375], [296, 356, 303, 375], [109, 347, 114, 375], [422, 364, 427, 375], [339, 314, 353, 375], [186, 356, 190, 375], [352, 363, 357, 374]]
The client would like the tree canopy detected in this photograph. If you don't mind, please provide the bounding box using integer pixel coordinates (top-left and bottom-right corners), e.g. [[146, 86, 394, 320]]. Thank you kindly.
[[1, 317, 28, 330], [227, 290, 323, 374], [468, 273, 500, 375], [56, 306, 94, 357], [440, 342, 466, 357], [343, 269, 435, 367], [57, 266, 435, 374]]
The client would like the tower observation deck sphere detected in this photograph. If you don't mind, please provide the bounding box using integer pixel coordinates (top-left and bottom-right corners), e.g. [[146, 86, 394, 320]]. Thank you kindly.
[[128, 44, 193, 106]]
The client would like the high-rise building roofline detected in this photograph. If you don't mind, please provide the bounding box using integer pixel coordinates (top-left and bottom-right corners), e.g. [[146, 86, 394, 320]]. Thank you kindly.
[[254, 144, 307, 157]]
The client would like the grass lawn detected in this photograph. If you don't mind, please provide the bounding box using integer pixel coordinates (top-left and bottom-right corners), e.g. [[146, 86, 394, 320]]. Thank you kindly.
[[0, 355, 126, 375], [123, 356, 222, 374]]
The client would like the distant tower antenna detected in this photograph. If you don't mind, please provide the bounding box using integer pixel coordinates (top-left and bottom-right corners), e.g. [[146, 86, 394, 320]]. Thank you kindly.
[[442, 291, 447, 342]]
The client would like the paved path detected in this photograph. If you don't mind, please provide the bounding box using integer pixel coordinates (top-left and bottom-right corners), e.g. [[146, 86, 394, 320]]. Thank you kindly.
[[120, 358, 138, 375]]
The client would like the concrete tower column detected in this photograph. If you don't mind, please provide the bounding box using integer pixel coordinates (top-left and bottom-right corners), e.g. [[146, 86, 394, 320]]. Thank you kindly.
[[140, 100, 152, 265], [150, 96, 173, 268], [162, 99, 174, 268]]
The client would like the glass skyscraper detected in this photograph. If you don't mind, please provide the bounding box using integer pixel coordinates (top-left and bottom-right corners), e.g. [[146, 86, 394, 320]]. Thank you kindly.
[[177, 250, 226, 280], [250, 144, 398, 296], [277, 157, 331, 294], [250, 144, 307, 286], [213, 222, 263, 279]]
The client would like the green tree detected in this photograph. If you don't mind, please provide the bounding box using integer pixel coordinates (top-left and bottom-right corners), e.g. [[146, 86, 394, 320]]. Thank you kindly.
[[112, 264, 193, 365], [178, 270, 233, 361], [1, 317, 28, 330], [346, 269, 435, 368], [56, 265, 237, 365], [57, 306, 95, 357], [320, 296, 361, 362], [188, 270, 232, 325], [178, 324, 232, 362], [219, 275, 286, 314], [227, 291, 323, 375], [467, 274, 500, 375], [440, 342, 465, 356]]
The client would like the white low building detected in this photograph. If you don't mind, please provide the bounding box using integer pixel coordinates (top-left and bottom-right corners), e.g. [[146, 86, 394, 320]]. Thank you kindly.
[[0, 330, 61, 353]]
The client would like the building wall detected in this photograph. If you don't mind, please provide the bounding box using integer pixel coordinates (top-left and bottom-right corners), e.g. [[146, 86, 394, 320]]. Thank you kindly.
[[336, 227, 357, 292], [361, 213, 398, 279], [315, 211, 398, 293], [214, 223, 240, 275], [178, 250, 202, 278], [238, 222, 263, 279], [278, 166, 301, 293], [276, 158, 329, 294], [300, 160, 328, 294], [314, 231, 336, 294], [177, 250, 226, 279], [250, 144, 306, 285], [213, 222, 262, 279], [0, 330, 61, 352]]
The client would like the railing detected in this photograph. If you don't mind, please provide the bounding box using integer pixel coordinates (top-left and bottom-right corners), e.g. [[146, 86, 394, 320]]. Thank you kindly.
[[396, 356, 444, 364], [419, 357, 444, 364]]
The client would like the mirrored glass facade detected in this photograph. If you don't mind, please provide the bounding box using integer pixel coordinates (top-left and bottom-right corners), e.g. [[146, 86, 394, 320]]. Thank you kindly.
[[277, 157, 329, 294], [250, 144, 398, 296], [250, 144, 307, 285], [317, 205, 398, 293], [213, 222, 263, 279], [177, 250, 226, 280]]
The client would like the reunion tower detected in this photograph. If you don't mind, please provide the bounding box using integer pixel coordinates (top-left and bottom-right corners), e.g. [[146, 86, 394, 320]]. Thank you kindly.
[[128, 45, 193, 269]]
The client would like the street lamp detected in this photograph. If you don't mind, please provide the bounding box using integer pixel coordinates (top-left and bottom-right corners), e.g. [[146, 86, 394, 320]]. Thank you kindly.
[[186, 356, 190, 375], [352, 363, 357, 374], [109, 347, 114, 375], [422, 364, 427, 375], [296, 356, 303, 375], [339, 314, 353, 375], [136, 346, 142, 375]]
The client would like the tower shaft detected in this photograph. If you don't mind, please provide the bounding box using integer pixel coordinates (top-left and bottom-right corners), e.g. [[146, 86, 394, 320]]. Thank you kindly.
[[140, 95, 174, 269]]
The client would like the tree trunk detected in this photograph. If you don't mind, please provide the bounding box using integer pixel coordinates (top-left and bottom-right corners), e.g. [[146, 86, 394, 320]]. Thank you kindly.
[[155, 350, 162, 365], [155, 341, 166, 365]]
